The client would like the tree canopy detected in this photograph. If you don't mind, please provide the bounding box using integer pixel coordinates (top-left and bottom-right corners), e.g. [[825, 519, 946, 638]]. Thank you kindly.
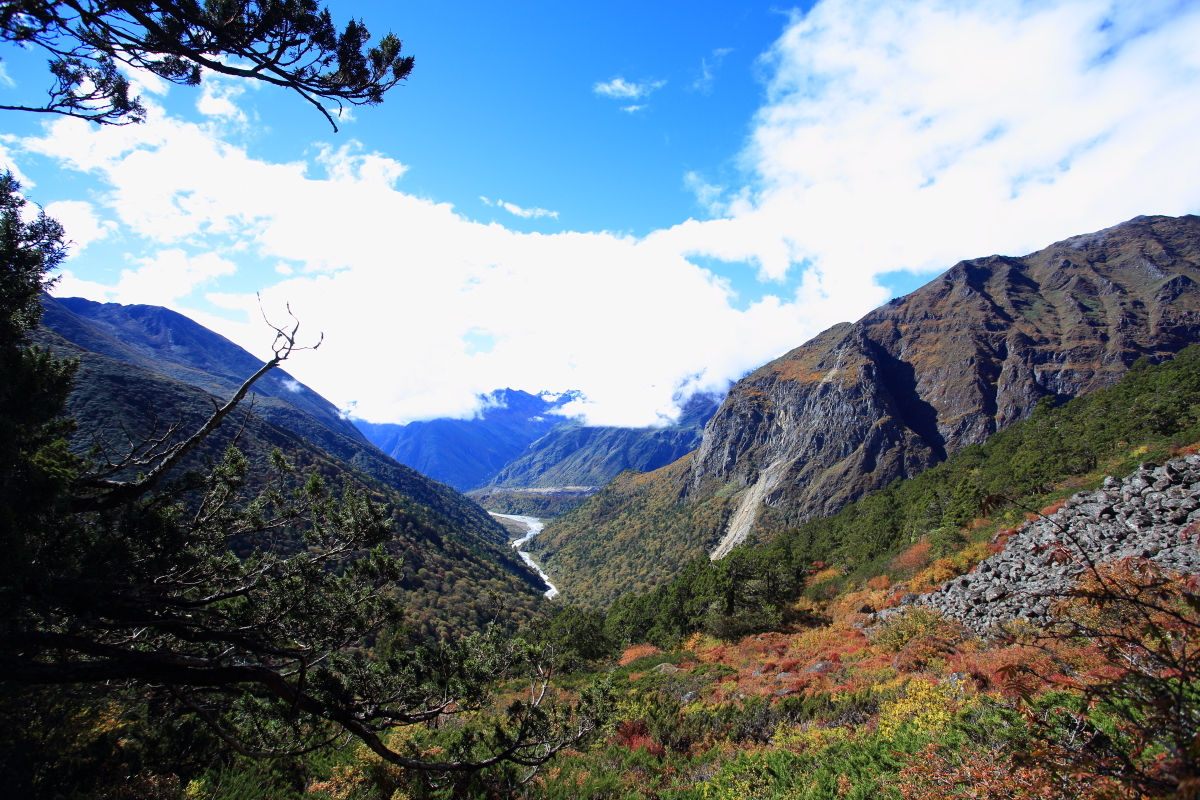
[[0, 0, 413, 128]]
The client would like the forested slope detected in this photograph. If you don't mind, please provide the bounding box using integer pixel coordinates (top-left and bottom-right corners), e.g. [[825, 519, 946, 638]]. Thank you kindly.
[[604, 343, 1200, 644], [33, 327, 546, 640], [40, 295, 510, 544]]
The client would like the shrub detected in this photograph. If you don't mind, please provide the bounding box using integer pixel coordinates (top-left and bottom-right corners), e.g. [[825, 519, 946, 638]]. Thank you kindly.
[[876, 678, 965, 738], [1011, 557, 1200, 799], [896, 741, 1107, 800], [872, 607, 961, 654]]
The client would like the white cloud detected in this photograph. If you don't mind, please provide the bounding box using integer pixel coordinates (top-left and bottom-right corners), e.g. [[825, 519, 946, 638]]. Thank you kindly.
[[481, 196, 559, 219], [620, 104, 646, 114], [701, 0, 1200, 284], [44, 200, 115, 255], [593, 77, 666, 100], [0, 139, 33, 186], [197, 78, 247, 123], [62, 248, 239, 306], [502, 200, 557, 219], [22, 110, 800, 425], [18, 0, 1200, 429], [119, 249, 238, 305]]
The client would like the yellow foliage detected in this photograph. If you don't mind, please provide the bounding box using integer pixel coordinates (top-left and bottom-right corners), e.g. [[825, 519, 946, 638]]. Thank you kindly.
[[910, 558, 960, 593], [876, 678, 964, 738], [773, 722, 853, 754], [808, 566, 842, 586], [872, 605, 960, 653]]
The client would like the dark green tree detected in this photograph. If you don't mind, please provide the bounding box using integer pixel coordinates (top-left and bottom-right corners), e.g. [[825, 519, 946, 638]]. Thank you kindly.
[[0, 0, 413, 129], [0, 174, 606, 784]]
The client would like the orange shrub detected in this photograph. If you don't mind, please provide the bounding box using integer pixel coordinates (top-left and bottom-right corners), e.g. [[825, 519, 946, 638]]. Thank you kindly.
[[1039, 501, 1067, 516], [890, 540, 933, 578], [867, 574, 892, 591], [618, 643, 661, 666]]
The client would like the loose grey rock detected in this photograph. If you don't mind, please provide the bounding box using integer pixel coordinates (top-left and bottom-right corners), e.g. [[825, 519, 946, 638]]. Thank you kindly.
[[919, 457, 1200, 633]]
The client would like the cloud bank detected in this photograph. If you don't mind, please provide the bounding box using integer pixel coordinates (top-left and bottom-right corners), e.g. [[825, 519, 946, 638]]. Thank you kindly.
[[20, 0, 1200, 429]]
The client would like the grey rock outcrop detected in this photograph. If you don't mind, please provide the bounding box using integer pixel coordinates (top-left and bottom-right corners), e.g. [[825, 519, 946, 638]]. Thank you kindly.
[[919, 456, 1200, 632]]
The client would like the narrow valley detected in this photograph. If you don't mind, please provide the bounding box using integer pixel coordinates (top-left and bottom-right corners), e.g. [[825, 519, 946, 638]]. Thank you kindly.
[[490, 513, 560, 599]]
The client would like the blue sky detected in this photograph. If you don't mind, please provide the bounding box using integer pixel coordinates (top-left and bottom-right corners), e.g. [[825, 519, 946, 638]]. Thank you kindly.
[[3, 0, 1200, 425]]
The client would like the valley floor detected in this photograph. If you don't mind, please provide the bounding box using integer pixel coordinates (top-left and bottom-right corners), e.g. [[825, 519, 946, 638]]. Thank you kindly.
[[491, 512, 559, 599]]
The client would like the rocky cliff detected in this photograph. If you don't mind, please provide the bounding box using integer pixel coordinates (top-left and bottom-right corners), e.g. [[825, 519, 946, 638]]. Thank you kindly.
[[697, 214, 1200, 556]]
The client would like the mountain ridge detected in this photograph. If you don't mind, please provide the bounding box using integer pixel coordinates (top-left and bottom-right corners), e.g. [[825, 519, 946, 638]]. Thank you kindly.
[[532, 213, 1200, 608]]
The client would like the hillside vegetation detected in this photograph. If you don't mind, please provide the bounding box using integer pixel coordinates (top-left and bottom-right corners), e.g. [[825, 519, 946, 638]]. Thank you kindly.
[[604, 344, 1200, 644], [35, 327, 547, 642], [530, 456, 733, 608]]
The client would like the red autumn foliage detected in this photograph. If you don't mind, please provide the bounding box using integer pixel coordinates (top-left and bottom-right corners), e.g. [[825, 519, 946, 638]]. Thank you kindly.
[[613, 720, 664, 758], [896, 742, 1112, 800], [890, 541, 933, 578], [893, 635, 957, 673], [1018, 558, 1200, 799]]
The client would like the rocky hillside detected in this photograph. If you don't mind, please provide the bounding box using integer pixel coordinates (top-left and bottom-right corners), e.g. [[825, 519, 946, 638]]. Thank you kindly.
[[696, 214, 1200, 553], [917, 456, 1200, 632], [535, 214, 1200, 605]]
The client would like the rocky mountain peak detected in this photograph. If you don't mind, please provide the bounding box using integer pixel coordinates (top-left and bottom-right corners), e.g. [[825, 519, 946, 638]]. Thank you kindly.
[[692, 214, 1200, 556]]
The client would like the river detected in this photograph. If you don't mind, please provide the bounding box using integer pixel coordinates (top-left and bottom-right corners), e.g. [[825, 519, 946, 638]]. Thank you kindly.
[[490, 513, 559, 599]]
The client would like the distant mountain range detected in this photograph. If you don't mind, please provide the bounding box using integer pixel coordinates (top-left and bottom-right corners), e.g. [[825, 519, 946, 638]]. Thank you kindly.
[[484, 392, 722, 489], [531, 214, 1200, 608], [354, 389, 577, 491], [353, 388, 723, 505]]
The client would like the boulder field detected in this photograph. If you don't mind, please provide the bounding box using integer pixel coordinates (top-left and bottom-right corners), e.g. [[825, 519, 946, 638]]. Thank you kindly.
[[914, 456, 1200, 632]]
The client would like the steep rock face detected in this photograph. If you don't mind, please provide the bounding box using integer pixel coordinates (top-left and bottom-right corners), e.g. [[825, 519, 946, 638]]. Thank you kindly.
[[696, 215, 1200, 555]]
